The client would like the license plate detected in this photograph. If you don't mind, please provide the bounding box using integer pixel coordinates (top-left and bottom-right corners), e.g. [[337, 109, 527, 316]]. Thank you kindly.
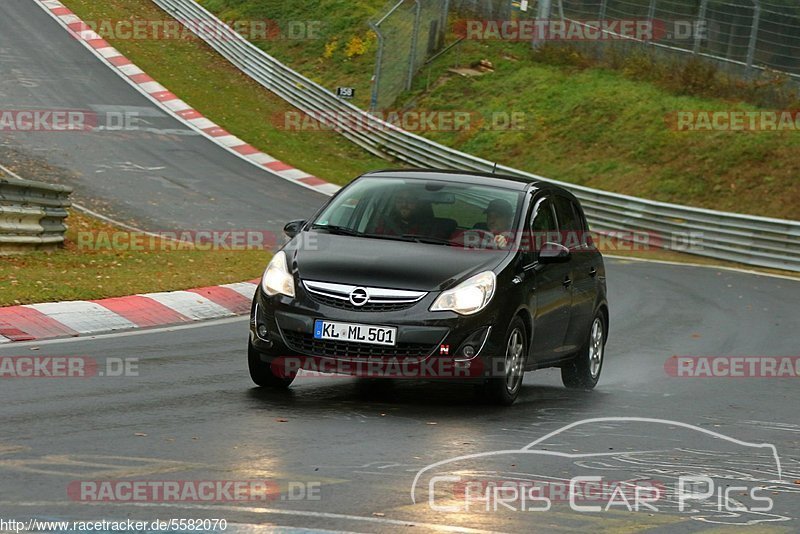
[[314, 320, 397, 346]]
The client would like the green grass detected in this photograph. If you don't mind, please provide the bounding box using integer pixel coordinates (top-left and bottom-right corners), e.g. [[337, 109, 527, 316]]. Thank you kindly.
[[403, 41, 800, 218], [0, 210, 271, 306]]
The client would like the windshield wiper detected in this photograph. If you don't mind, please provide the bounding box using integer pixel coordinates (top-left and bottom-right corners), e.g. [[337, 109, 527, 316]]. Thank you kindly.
[[310, 224, 363, 237], [400, 234, 454, 246]]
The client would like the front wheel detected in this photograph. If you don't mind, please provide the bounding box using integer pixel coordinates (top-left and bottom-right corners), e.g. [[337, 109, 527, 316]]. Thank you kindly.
[[561, 312, 605, 389], [484, 317, 527, 405], [248, 342, 295, 388]]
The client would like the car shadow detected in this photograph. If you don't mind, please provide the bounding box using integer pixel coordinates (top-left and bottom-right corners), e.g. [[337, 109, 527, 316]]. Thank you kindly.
[[244, 376, 606, 417]]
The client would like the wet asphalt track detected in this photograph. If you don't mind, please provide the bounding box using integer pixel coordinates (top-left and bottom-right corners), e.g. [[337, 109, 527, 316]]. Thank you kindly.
[[1, 0, 799, 532]]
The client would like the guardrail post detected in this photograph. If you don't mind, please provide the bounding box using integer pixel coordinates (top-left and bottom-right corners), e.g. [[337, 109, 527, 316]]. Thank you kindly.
[[746, 0, 761, 72], [693, 0, 708, 54]]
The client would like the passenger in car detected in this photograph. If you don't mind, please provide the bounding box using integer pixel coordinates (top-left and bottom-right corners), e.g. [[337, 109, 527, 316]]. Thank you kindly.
[[374, 191, 432, 236]]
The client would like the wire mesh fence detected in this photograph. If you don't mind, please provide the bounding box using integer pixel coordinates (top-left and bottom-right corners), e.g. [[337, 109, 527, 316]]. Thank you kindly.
[[369, 0, 800, 110], [369, 0, 449, 111]]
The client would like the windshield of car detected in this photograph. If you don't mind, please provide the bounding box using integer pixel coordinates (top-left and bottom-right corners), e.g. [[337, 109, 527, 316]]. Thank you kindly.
[[311, 177, 524, 248]]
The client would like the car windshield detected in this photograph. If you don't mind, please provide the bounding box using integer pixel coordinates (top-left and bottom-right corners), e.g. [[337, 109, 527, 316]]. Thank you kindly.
[[311, 177, 525, 248]]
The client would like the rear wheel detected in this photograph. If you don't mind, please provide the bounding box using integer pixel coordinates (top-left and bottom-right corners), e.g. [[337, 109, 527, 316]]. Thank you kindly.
[[561, 312, 605, 389], [248, 342, 295, 388], [484, 317, 527, 405]]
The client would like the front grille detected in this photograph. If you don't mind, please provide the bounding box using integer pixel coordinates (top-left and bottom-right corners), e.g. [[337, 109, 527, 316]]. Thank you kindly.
[[302, 280, 427, 314], [307, 292, 417, 312], [282, 330, 438, 360]]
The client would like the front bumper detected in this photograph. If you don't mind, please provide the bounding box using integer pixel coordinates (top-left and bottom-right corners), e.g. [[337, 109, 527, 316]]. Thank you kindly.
[[249, 282, 506, 380]]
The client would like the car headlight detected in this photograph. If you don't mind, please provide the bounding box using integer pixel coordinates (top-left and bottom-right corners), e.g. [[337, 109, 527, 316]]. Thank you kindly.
[[430, 271, 496, 316], [261, 251, 295, 298]]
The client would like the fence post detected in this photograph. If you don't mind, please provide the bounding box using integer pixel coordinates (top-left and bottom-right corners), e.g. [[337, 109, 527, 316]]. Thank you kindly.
[[533, 0, 553, 48], [599, 0, 608, 21], [693, 0, 708, 54], [406, 0, 422, 91], [369, 21, 383, 112], [440, 0, 451, 46], [746, 0, 761, 72]]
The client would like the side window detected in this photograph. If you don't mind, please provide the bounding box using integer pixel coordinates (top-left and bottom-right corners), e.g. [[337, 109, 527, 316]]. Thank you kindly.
[[530, 197, 558, 252], [554, 196, 585, 249]]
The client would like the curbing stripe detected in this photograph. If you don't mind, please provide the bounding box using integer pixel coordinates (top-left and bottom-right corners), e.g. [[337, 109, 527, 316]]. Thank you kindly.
[[0, 281, 260, 344], [25, 302, 138, 335], [221, 282, 259, 300], [144, 291, 235, 321], [186, 286, 252, 315], [0, 307, 79, 341], [91, 295, 190, 328]]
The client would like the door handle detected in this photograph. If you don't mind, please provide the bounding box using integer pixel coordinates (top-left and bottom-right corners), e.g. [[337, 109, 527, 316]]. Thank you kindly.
[[563, 276, 572, 288], [589, 267, 598, 277]]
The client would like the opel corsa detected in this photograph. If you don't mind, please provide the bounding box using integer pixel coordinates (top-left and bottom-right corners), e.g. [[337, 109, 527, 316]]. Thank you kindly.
[[249, 170, 609, 404]]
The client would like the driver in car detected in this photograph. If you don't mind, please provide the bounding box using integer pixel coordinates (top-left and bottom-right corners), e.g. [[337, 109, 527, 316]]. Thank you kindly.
[[474, 199, 514, 249]]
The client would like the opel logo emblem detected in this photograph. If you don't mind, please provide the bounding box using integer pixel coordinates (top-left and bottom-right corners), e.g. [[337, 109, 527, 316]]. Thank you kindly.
[[349, 287, 369, 307]]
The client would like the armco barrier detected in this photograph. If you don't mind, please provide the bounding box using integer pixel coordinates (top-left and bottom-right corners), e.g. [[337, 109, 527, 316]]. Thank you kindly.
[[0, 171, 72, 253], [152, 0, 800, 272]]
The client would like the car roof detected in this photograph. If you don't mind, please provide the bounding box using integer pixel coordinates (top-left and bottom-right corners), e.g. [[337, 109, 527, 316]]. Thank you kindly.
[[362, 169, 539, 191], [362, 169, 581, 203]]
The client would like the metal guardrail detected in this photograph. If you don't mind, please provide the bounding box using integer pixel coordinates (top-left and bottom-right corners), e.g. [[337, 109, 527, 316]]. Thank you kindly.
[[153, 0, 800, 272], [0, 168, 72, 253]]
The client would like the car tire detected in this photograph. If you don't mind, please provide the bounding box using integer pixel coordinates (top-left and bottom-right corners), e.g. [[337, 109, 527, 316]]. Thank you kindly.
[[248, 342, 295, 388], [484, 316, 527, 406], [561, 312, 605, 390]]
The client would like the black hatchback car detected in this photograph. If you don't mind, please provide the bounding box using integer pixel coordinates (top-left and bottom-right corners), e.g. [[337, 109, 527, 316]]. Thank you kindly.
[[249, 170, 608, 404]]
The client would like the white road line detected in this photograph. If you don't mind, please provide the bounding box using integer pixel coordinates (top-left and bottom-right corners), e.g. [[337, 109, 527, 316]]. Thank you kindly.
[[605, 254, 800, 282], [0, 316, 248, 349], [0, 501, 507, 534], [24, 302, 137, 334], [144, 291, 234, 320]]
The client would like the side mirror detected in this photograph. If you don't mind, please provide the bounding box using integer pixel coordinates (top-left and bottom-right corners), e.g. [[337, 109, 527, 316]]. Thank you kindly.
[[539, 242, 571, 264], [283, 220, 305, 239]]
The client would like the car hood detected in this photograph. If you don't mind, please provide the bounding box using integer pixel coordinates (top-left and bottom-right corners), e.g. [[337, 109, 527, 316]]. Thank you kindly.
[[286, 232, 509, 292]]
